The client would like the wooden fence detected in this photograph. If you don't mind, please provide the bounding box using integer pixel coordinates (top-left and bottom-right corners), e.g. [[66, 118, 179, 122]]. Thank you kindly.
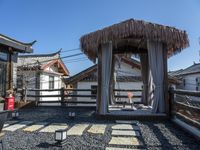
[[169, 87, 200, 130], [15, 88, 142, 107]]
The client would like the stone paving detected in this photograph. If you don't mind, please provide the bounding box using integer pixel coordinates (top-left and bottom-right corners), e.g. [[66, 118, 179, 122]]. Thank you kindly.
[[3, 120, 142, 149], [87, 124, 107, 134], [3, 121, 33, 132], [112, 124, 140, 130], [2, 107, 199, 150], [67, 124, 89, 135], [112, 130, 140, 136], [23, 122, 49, 132], [39, 123, 68, 133]]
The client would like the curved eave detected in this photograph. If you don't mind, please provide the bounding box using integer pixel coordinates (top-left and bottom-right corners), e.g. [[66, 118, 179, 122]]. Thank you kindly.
[[0, 34, 36, 53]]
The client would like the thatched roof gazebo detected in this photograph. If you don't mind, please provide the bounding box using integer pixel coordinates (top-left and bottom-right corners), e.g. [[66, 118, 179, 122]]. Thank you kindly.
[[80, 19, 189, 117]]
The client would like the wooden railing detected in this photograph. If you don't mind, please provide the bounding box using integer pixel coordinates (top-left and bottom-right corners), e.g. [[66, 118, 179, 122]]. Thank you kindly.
[[169, 88, 200, 129], [15, 88, 142, 106]]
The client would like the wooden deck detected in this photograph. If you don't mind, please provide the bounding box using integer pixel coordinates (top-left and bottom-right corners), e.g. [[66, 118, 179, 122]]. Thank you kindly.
[[97, 104, 168, 120]]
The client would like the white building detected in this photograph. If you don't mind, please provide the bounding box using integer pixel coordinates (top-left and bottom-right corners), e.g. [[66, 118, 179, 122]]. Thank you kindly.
[[17, 51, 69, 105], [169, 63, 200, 91], [65, 57, 143, 105]]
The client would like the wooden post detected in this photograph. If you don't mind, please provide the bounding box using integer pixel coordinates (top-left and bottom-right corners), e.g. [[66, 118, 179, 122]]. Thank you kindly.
[[169, 86, 175, 117], [24, 87, 27, 103], [8, 47, 13, 90], [61, 87, 64, 107], [97, 46, 102, 114]]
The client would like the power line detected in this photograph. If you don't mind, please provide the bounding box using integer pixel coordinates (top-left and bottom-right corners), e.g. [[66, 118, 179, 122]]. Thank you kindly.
[[18, 52, 84, 67], [62, 57, 88, 63], [60, 48, 81, 53]]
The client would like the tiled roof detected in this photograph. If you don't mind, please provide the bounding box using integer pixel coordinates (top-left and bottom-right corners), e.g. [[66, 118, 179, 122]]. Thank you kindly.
[[170, 63, 200, 76], [0, 34, 35, 53], [17, 51, 60, 67]]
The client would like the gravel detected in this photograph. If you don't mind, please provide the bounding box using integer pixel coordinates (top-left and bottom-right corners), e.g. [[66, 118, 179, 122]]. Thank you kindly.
[[2, 107, 200, 150]]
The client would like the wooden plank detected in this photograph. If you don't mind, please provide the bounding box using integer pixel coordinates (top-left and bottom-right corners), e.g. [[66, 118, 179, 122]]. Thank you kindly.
[[38, 101, 61, 103], [64, 89, 96, 92], [172, 89, 200, 97], [114, 89, 142, 92], [114, 95, 141, 98], [64, 101, 96, 104], [175, 101, 200, 112], [27, 94, 61, 97], [28, 88, 61, 92], [65, 94, 96, 98], [175, 112, 200, 129]]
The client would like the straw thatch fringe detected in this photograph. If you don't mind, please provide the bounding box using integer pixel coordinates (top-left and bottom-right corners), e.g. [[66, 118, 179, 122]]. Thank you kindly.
[[80, 19, 189, 62]]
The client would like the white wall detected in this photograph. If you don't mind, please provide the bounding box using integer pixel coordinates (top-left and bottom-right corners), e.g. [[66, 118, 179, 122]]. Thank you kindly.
[[179, 73, 200, 91], [40, 73, 62, 102], [115, 61, 141, 77], [77, 81, 143, 103]]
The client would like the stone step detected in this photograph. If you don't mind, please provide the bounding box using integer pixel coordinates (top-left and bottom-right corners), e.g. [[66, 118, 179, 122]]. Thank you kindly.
[[87, 124, 107, 134], [23, 122, 49, 132], [106, 147, 144, 150], [112, 130, 140, 137], [109, 137, 141, 146], [67, 124, 89, 136], [115, 120, 138, 125], [3, 121, 33, 132], [112, 124, 140, 130], [39, 123, 68, 133]]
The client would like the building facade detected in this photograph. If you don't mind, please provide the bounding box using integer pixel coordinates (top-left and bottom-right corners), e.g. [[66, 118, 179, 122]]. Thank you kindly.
[[17, 51, 69, 104], [0, 34, 34, 97]]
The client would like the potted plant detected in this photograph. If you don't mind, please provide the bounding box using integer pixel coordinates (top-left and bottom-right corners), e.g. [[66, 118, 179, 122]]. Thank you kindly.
[[0, 97, 5, 111]]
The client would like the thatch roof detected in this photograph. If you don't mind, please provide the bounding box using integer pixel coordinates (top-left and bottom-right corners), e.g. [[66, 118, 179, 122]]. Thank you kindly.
[[80, 19, 189, 62]]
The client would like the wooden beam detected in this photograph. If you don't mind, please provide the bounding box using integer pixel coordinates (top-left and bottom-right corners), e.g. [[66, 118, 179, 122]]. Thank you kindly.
[[113, 46, 147, 54]]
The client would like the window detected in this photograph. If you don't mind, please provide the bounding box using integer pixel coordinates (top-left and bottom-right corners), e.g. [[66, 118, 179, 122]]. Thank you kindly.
[[183, 79, 186, 87], [196, 77, 200, 91], [0, 62, 7, 96], [0, 52, 8, 62], [17, 75, 23, 88], [49, 76, 54, 89], [91, 85, 97, 99]]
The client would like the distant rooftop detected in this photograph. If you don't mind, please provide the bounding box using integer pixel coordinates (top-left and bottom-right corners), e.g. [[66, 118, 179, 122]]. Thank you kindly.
[[169, 63, 200, 76], [0, 34, 36, 53]]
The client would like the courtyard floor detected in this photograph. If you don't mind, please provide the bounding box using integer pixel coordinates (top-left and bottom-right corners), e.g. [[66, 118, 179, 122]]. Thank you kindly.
[[1, 107, 200, 150]]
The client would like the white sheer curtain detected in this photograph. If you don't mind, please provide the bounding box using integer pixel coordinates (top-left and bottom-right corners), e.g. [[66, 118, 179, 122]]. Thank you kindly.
[[99, 42, 113, 115], [147, 41, 165, 113], [140, 53, 148, 105], [140, 54, 154, 106]]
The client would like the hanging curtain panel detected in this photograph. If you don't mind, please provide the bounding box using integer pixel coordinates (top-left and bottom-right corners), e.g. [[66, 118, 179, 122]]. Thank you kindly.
[[147, 41, 165, 113], [99, 42, 113, 115], [140, 53, 149, 105], [140, 53, 154, 106]]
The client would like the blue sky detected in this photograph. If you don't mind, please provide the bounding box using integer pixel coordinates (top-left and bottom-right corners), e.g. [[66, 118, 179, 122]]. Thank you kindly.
[[0, 0, 200, 75]]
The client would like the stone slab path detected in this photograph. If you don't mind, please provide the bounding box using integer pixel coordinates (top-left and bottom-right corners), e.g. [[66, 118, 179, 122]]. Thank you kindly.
[[112, 130, 140, 136], [112, 124, 140, 130], [23, 122, 49, 132], [39, 123, 68, 133], [87, 124, 107, 134], [109, 137, 140, 146], [106, 147, 142, 150], [67, 124, 89, 135], [3, 121, 33, 132], [115, 120, 138, 124]]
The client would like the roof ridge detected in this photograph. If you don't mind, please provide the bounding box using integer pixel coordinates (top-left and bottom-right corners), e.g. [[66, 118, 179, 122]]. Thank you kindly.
[[0, 33, 36, 46], [18, 50, 60, 58]]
